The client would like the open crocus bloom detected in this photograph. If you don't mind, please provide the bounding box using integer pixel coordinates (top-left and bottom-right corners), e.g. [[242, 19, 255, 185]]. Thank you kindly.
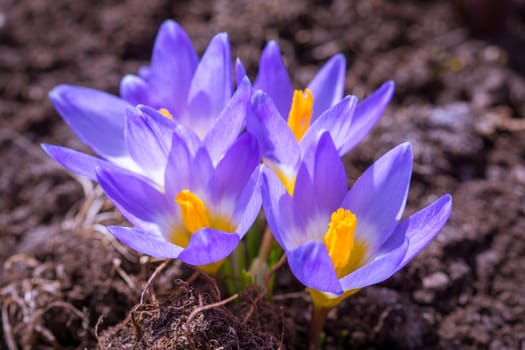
[[93, 117, 262, 274], [44, 80, 249, 188], [46, 20, 248, 184], [261, 131, 452, 308], [244, 41, 394, 194]]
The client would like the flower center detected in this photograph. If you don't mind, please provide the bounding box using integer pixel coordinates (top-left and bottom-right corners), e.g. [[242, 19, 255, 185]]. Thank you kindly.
[[287, 89, 313, 141], [324, 208, 367, 278], [171, 190, 236, 248], [175, 189, 210, 234], [159, 108, 174, 120]]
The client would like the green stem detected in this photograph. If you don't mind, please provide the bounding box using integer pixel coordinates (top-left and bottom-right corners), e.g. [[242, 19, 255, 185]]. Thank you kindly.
[[258, 225, 274, 263], [249, 225, 275, 288], [309, 306, 331, 350]]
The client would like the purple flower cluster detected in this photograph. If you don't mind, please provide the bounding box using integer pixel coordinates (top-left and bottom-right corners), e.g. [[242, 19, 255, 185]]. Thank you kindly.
[[43, 20, 452, 305]]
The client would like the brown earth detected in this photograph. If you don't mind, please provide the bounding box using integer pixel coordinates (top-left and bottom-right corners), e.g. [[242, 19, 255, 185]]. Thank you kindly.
[[1, 0, 525, 349]]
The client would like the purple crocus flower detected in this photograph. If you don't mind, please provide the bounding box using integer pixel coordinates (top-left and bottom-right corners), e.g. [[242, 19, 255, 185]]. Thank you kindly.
[[239, 41, 394, 193], [45, 20, 248, 185], [89, 107, 262, 274], [262, 131, 452, 308]]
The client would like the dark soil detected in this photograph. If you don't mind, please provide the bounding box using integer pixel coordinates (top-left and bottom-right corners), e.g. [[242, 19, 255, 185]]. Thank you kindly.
[[1, 0, 525, 349]]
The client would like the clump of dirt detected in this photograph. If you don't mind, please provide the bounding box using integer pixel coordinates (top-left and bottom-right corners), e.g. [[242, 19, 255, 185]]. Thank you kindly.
[[97, 281, 285, 350], [1, 191, 139, 349]]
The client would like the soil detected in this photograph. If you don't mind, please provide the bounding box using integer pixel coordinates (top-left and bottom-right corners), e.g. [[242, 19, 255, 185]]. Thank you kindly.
[[1, 0, 525, 349]]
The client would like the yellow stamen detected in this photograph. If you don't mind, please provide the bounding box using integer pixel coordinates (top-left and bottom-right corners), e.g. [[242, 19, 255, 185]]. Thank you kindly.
[[306, 208, 368, 309], [172, 190, 235, 276], [159, 108, 174, 120], [324, 208, 367, 278], [175, 190, 210, 233], [287, 89, 314, 141]]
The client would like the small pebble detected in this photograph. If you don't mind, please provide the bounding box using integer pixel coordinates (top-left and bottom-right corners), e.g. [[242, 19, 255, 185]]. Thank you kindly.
[[423, 271, 450, 290]]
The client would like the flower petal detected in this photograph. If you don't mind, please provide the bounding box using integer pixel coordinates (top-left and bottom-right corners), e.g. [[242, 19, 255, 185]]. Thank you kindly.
[[125, 107, 173, 183], [307, 54, 346, 121], [312, 131, 348, 215], [235, 58, 248, 86], [97, 167, 170, 224], [249, 90, 300, 174], [178, 228, 240, 266], [190, 147, 215, 198], [292, 160, 317, 225], [42, 144, 128, 182], [301, 96, 358, 156], [121, 20, 198, 115], [341, 81, 395, 153], [49, 85, 129, 161], [214, 133, 260, 206], [204, 77, 251, 165], [138, 105, 202, 155], [261, 166, 303, 250], [340, 236, 408, 290], [382, 194, 452, 270], [343, 143, 413, 251], [119, 75, 150, 106], [164, 131, 195, 199], [109, 226, 183, 259], [287, 241, 343, 295], [293, 131, 346, 228], [233, 165, 263, 236], [186, 33, 232, 137], [254, 41, 293, 118]]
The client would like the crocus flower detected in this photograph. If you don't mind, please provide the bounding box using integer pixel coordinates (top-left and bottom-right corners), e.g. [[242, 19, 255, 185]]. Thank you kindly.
[[90, 107, 263, 274], [261, 131, 452, 309], [239, 41, 394, 193], [45, 20, 249, 185]]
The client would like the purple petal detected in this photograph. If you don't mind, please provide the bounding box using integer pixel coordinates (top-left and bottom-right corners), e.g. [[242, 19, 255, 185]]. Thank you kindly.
[[383, 194, 452, 270], [204, 78, 251, 164], [125, 107, 172, 181], [49, 85, 129, 161], [342, 81, 395, 153], [186, 33, 232, 137], [235, 58, 248, 86], [190, 147, 215, 197], [121, 20, 198, 115], [214, 133, 260, 205], [42, 144, 128, 182], [343, 143, 413, 250], [292, 161, 317, 222], [164, 131, 193, 199], [261, 167, 304, 250], [119, 75, 151, 107], [312, 132, 348, 215], [97, 168, 171, 224], [233, 165, 263, 235], [109, 226, 183, 259], [248, 90, 300, 173], [301, 96, 358, 156], [254, 41, 293, 118], [287, 241, 343, 295], [340, 236, 408, 290], [178, 228, 240, 266], [293, 131, 346, 224], [307, 54, 346, 121], [138, 105, 202, 155]]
